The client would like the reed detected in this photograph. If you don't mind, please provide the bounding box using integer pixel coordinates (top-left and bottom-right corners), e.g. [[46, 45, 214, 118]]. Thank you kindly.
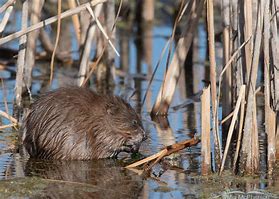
[[201, 86, 211, 175]]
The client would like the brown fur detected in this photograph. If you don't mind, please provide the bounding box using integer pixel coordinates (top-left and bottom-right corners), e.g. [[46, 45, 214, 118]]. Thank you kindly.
[[22, 87, 146, 160]]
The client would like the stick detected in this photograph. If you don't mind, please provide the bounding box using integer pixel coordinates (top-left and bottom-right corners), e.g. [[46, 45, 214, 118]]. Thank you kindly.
[[0, 110, 18, 124], [0, 124, 16, 130], [125, 137, 200, 168]]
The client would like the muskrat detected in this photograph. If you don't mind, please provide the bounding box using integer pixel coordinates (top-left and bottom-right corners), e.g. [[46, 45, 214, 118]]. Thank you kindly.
[[22, 87, 146, 160]]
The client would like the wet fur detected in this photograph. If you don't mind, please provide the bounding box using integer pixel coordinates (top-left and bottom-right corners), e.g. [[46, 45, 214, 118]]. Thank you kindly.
[[23, 87, 146, 160]]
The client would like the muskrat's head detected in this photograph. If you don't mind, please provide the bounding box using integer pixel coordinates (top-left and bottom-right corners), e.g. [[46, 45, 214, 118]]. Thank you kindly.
[[92, 95, 147, 158]]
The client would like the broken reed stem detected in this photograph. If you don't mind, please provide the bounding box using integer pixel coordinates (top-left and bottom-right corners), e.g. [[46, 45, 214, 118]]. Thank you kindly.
[[0, 0, 106, 46], [78, 4, 103, 86], [49, 0, 62, 84], [159, 1, 189, 110], [219, 85, 246, 175], [125, 137, 200, 169], [241, 0, 263, 174], [151, 0, 204, 116], [201, 85, 211, 175], [15, 0, 28, 108], [207, 0, 222, 166], [24, 0, 45, 93], [263, 0, 276, 174]]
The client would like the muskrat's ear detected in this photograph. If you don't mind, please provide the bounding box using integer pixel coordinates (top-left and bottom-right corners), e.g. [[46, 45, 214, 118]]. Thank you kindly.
[[105, 103, 119, 115]]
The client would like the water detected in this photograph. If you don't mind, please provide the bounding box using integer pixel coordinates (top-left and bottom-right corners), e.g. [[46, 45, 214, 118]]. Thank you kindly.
[[0, 2, 279, 198]]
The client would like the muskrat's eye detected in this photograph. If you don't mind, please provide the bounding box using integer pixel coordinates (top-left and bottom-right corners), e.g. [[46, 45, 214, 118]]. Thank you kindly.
[[132, 120, 138, 126]]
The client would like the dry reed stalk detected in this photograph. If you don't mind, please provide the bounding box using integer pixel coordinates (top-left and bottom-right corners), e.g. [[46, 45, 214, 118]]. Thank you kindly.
[[221, 0, 232, 135], [80, 0, 123, 86], [25, 0, 44, 90], [232, 87, 246, 172], [86, 5, 119, 56], [0, 110, 17, 124], [0, 0, 106, 46], [0, 1, 14, 34], [270, 2, 279, 111], [221, 111, 234, 124], [217, 36, 251, 111], [78, 4, 103, 86], [0, 124, 16, 130], [15, 0, 28, 108], [201, 86, 211, 175], [104, 0, 116, 80], [151, 0, 204, 116], [219, 85, 245, 175], [68, 0, 81, 45], [264, 0, 277, 172], [243, 0, 253, 80], [252, 94, 259, 172], [49, 0, 62, 83], [207, 0, 222, 166], [231, 0, 243, 104], [241, 0, 264, 174], [142, 0, 154, 21], [39, 29, 69, 61], [125, 137, 200, 169], [151, 1, 189, 115], [266, 106, 276, 173], [0, 0, 15, 13]]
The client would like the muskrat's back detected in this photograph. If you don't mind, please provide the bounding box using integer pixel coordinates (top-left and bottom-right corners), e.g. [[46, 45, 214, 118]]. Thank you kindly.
[[23, 87, 146, 160]]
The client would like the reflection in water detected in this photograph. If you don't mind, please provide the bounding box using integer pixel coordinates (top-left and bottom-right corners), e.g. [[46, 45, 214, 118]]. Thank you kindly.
[[24, 159, 143, 199]]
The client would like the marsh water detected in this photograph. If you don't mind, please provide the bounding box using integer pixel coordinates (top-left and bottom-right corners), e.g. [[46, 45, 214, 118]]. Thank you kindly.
[[0, 1, 279, 198]]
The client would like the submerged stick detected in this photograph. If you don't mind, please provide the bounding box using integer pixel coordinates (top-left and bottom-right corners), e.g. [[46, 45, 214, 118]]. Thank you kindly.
[[126, 137, 200, 169]]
